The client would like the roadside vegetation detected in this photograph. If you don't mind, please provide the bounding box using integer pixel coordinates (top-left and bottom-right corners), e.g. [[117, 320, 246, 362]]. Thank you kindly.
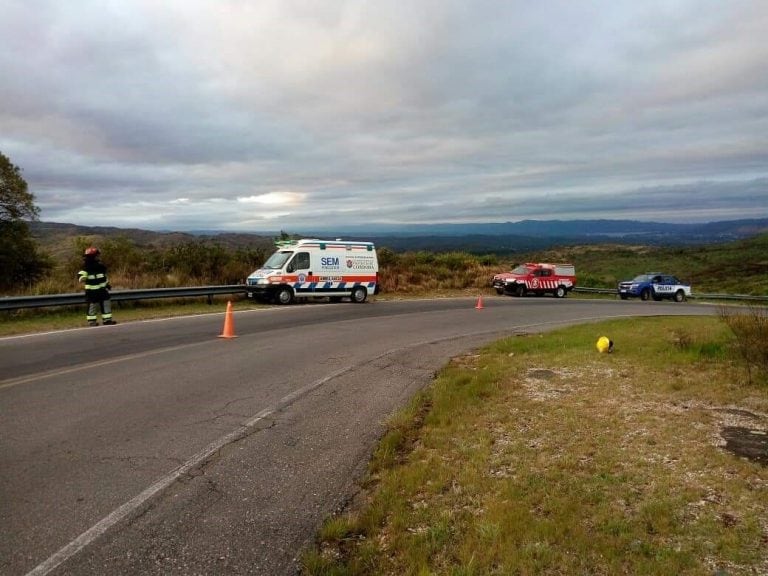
[[1, 230, 766, 336], [303, 316, 768, 576], [0, 229, 765, 297], [3, 230, 766, 298]]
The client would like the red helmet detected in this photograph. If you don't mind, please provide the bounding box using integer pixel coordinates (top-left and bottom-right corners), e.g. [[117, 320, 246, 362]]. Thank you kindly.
[[84, 247, 100, 256]]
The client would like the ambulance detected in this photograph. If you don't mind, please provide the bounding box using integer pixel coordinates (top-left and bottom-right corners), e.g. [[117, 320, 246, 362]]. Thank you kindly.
[[246, 239, 380, 304]]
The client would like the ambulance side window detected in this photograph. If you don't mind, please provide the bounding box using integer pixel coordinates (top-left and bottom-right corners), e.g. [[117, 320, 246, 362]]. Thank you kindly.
[[287, 252, 310, 272]]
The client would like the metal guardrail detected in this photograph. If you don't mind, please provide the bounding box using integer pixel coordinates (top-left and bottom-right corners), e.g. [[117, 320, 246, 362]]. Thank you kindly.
[[0, 285, 248, 311], [1, 285, 766, 312], [572, 287, 768, 302]]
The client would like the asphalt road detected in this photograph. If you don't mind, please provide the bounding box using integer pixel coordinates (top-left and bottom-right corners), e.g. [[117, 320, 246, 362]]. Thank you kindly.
[[0, 297, 717, 575]]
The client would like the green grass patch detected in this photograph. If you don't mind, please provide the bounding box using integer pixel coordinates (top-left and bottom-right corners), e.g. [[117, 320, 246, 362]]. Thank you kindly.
[[304, 317, 768, 575]]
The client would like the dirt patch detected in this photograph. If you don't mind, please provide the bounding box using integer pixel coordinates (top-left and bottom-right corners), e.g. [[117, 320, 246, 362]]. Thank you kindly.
[[720, 427, 768, 466], [528, 369, 557, 380]]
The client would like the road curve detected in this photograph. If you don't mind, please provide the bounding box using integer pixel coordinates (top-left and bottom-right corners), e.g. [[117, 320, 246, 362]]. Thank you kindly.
[[0, 297, 716, 575]]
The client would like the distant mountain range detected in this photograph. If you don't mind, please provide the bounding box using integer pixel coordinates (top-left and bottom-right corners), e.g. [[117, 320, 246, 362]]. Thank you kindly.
[[30, 218, 768, 255], [304, 218, 768, 252], [303, 218, 768, 239]]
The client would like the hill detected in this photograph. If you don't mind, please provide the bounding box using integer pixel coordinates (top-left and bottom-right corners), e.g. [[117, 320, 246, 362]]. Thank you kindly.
[[30, 218, 768, 257], [29, 221, 276, 262], [520, 233, 768, 295], [304, 217, 768, 248]]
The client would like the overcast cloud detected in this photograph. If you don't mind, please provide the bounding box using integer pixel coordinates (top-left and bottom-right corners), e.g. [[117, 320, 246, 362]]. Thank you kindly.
[[1, 0, 767, 232]]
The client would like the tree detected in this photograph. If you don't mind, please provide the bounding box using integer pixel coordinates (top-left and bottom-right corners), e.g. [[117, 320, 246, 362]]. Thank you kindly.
[[0, 151, 50, 292], [1, 151, 39, 223]]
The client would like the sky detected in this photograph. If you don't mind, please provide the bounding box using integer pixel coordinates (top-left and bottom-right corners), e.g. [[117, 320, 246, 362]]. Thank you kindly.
[[2, 0, 767, 233]]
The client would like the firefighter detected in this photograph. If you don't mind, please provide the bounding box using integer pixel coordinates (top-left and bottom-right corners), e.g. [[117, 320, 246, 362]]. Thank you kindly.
[[78, 247, 116, 326]]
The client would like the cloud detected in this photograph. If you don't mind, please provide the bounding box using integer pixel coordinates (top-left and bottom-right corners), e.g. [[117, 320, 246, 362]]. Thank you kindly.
[[1, 0, 767, 232]]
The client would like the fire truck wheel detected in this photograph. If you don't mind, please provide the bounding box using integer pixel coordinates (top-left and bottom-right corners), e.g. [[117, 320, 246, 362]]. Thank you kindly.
[[640, 288, 651, 301], [350, 286, 368, 303], [515, 284, 526, 297], [674, 289, 686, 302], [554, 286, 567, 298], [275, 286, 294, 305]]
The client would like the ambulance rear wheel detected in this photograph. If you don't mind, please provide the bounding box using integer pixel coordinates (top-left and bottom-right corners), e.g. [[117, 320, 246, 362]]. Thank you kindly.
[[350, 286, 367, 303], [275, 286, 294, 305]]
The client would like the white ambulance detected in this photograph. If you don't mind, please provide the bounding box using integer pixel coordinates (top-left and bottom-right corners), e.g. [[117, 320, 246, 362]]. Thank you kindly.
[[246, 239, 380, 304]]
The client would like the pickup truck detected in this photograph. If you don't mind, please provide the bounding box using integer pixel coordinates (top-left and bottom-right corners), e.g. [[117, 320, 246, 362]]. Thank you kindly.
[[617, 273, 691, 302], [492, 263, 576, 298]]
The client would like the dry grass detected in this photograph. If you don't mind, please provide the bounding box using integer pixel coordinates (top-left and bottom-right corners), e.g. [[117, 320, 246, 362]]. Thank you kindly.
[[719, 305, 768, 385], [304, 317, 768, 576]]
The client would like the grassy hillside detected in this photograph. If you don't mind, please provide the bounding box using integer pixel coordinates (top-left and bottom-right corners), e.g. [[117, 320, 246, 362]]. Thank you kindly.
[[304, 317, 768, 575], [515, 233, 768, 295], [377, 233, 768, 296], [14, 224, 768, 297]]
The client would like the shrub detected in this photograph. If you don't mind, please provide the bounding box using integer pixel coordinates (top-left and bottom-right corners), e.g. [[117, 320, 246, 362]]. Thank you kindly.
[[718, 305, 768, 385]]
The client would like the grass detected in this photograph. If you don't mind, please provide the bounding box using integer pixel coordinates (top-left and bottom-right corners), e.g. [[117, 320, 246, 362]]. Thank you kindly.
[[303, 317, 768, 576], [510, 234, 768, 295], [0, 296, 266, 337]]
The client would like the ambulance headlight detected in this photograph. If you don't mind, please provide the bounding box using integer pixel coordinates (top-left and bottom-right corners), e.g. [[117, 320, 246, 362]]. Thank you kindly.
[[255, 278, 269, 285]]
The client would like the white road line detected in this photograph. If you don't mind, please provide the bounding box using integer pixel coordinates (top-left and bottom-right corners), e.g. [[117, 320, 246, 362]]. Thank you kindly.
[[24, 363, 354, 576]]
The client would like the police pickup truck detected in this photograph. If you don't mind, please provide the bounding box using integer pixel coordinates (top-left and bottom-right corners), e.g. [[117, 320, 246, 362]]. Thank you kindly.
[[617, 273, 691, 302]]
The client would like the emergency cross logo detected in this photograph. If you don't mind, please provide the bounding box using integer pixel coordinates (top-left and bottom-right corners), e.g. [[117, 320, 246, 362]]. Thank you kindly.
[[346, 259, 354, 268]]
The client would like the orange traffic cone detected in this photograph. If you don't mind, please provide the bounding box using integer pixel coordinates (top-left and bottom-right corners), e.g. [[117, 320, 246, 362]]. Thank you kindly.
[[475, 295, 484, 310], [218, 301, 237, 339]]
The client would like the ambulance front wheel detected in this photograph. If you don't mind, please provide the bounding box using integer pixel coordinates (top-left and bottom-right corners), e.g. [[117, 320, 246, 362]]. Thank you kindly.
[[275, 286, 294, 305], [350, 286, 368, 303]]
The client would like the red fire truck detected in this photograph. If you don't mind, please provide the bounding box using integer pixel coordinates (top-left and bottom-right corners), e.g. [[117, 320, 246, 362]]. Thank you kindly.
[[492, 263, 577, 298]]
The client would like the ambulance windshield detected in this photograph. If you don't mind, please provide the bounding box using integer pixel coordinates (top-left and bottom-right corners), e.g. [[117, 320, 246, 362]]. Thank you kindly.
[[262, 250, 293, 270]]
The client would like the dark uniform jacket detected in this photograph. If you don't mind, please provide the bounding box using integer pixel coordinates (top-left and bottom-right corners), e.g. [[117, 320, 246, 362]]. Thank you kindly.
[[78, 259, 110, 303]]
